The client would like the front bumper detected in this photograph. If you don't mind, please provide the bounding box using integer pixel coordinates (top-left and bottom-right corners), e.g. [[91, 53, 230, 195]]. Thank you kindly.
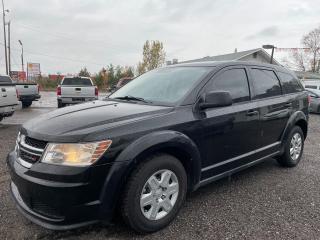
[[6, 151, 117, 230]]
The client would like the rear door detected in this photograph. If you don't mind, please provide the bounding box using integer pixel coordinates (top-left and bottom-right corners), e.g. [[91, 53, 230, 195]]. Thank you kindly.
[[248, 67, 289, 152]]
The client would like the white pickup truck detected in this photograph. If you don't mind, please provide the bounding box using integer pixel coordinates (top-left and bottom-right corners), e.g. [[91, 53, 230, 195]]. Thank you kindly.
[[0, 75, 18, 122], [15, 82, 41, 108], [57, 76, 98, 108]]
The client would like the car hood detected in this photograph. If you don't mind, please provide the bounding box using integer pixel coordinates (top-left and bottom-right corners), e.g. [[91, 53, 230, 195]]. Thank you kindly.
[[22, 100, 173, 142]]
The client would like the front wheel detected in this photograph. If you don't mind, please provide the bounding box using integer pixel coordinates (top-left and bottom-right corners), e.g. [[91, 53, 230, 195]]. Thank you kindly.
[[277, 126, 304, 167], [121, 154, 187, 233]]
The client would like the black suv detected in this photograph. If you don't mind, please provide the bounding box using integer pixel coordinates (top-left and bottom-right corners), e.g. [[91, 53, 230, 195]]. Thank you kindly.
[[7, 61, 308, 233]]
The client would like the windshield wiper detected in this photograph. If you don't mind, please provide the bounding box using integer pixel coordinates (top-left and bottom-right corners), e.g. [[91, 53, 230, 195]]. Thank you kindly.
[[113, 95, 150, 103]]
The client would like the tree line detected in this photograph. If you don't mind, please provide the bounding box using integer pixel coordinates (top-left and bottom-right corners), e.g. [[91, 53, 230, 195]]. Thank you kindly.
[[285, 26, 320, 73]]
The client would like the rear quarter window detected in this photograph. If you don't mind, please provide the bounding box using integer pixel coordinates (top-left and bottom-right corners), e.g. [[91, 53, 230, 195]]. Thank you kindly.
[[62, 78, 92, 86], [277, 72, 303, 93]]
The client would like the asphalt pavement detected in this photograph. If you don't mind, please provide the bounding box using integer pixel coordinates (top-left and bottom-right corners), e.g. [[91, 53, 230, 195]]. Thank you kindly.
[[1, 100, 320, 239]]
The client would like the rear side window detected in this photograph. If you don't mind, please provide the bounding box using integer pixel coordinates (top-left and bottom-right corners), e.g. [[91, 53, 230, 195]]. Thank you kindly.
[[0, 76, 12, 83], [277, 72, 303, 93], [304, 85, 318, 89], [62, 78, 92, 86], [210, 68, 250, 103], [250, 69, 281, 99]]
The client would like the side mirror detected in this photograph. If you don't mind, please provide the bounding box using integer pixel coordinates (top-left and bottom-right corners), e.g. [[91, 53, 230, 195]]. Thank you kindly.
[[199, 91, 232, 110]]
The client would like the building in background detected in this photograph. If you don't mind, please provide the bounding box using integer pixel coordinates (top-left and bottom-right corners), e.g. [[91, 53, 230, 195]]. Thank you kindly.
[[181, 48, 281, 65]]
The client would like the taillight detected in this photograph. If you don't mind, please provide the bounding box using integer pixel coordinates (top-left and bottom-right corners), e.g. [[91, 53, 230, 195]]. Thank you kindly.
[[307, 95, 311, 106], [57, 86, 61, 96], [37, 84, 40, 93], [95, 87, 98, 96], [16, 89, 19, 99]]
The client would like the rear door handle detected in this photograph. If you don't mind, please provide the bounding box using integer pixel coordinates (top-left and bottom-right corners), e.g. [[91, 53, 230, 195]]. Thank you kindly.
[[246, 110, 259, 116]]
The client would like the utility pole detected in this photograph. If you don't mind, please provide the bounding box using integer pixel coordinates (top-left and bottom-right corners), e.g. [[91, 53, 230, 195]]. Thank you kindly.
[[2, 0, 8, 75], [7, 20, 10, 75], [18, 40, 24, 73]]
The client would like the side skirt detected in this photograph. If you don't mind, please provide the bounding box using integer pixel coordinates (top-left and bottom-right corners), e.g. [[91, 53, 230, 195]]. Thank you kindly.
[[197, 151, 280, 188]]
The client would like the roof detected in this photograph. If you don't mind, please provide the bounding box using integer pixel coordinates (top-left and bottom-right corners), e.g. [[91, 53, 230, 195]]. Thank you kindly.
[[181, 48, 281, 65], [170, 60, 288, 73]]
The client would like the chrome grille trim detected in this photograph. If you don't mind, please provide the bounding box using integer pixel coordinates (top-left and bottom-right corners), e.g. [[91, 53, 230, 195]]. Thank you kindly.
[[20, 135, 45, 153], [16, 134, 46, 168]]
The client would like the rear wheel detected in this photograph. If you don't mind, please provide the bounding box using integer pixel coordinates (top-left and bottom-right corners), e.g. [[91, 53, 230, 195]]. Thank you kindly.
[[57, 100, 65, 108], [21, 101, 32, 108], [277, 126, 304, 167], [121, 154, 187, 233]]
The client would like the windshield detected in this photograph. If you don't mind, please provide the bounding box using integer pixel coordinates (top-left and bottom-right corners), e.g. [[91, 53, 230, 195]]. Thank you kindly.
[[109, 67, 211, 105], [62, 77, 92, 86]]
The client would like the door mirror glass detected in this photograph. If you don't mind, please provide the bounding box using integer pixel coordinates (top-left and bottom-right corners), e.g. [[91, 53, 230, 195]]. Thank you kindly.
[[199, 91, 232, 109]]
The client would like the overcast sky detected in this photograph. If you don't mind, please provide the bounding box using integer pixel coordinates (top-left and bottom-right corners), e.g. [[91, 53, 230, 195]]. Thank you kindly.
[[1, 0, 320, 75]]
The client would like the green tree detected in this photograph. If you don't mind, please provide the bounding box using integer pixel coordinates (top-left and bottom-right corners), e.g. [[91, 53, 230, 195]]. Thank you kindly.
[[123, 66, 134, 78], [115, 65, 122, 81], [138, 40, 166, 75], [107, 64, 116, 87], [78, 67, 90, 77]]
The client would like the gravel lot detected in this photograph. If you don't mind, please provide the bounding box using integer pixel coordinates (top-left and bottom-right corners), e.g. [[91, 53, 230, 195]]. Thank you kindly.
[[1, 115, 320, 240]]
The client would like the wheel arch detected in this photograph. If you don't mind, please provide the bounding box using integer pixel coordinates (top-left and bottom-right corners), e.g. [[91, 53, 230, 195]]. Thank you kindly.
[[116, 130, 202, 192], [281, 111, 308, 143]]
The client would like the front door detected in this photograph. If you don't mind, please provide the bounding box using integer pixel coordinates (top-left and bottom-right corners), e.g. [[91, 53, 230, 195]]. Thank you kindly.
[[199, 67, 260, 180]]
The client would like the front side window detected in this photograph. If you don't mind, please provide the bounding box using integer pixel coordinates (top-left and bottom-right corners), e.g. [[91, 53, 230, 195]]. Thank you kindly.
[[278, 72, 303, 94], [0, 76, 12, 83], [109, 67, 212, 105], [209, 68, 250, 103], [251, 69, 281, 99]]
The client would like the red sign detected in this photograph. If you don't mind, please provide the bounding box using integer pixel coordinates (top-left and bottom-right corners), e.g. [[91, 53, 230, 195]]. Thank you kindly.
[[49, 74, 64, 81], [10, 71, 26, 81]]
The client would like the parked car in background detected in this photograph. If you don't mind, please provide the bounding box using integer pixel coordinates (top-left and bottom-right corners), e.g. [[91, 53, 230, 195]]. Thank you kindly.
[[0, 75, 18, 122], [107, 77, 133, 94], [301, 79, 320, 95], [306, 89, 320, 113], [8, 62, 308, 233], [15, 82, 41, 108], [57, 76, 98, 108]]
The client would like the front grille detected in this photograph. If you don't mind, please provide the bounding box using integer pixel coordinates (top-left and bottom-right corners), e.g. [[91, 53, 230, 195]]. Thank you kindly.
[[24, 136, 47, 149], [18, 135, 46, 168], [19, 148, 41, 163]]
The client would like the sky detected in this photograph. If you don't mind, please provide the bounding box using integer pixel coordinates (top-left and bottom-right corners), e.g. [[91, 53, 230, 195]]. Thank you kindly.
[[1, 0, 320, 75]]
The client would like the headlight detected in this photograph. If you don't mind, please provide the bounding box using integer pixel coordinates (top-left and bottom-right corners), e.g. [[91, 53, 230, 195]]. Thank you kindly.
[[41, 140, 112, 166]]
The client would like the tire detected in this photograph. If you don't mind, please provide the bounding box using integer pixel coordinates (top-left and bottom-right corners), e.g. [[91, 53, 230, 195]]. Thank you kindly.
[[277, 126, 304, 167], [22, 101, 32, 108], [57, 101, 65, 108], [121, 154, 187, 233]]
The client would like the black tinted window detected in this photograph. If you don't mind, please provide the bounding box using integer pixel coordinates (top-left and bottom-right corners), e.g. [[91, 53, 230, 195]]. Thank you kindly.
[[62, 77, 92, 86], [305, 85, 317, 89], [278, 72, 303, 93], [251, 69, 281, 99], [210, 68, 250, 103], [0, 75, 12, 83]]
